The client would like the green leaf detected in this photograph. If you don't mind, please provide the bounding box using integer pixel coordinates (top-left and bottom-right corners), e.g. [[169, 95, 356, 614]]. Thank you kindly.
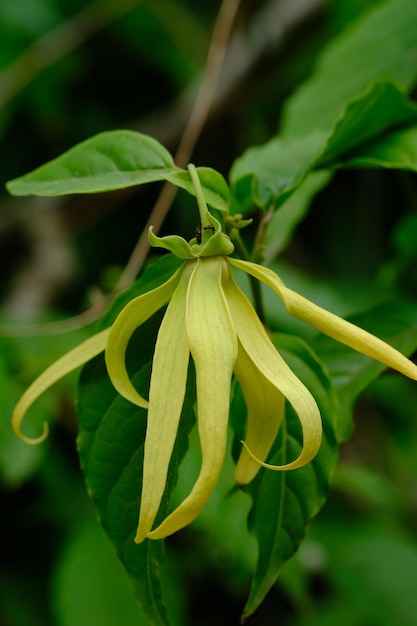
[[6, 130, 178, 196], [231, 0, 417, 213], [282, 0, 417, 138], [77, 255, 195, 626], [312, 300, 417, 442], [235, 334, 339, 620], [230, 130, 325, 212], [344, 125, 417, 170], [317, 80, 417, 167], [165, 166, 230, 212], [231, 81, 417, 211], [6, 132, 231, 216]]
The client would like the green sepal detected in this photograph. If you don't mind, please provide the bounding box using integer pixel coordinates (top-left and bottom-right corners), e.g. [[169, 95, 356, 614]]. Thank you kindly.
[[148, 215, 234, 259], [148, 227, 195, 260]]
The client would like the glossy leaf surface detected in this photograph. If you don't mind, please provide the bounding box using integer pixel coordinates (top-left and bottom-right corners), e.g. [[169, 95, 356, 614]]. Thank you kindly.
[[7, 131, 177, 196], [232, 334, 339, 619]]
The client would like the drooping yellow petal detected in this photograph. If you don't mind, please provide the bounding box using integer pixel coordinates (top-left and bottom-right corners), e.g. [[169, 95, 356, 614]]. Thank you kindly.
[[223, 266, 322, 470], [135, 264, 192, 543], [147, 257, 238, 540], [105, 266, 184, 409], [233, 341, 285, 485], [12, 328, 110, 444], [230, 258, 417, 381]]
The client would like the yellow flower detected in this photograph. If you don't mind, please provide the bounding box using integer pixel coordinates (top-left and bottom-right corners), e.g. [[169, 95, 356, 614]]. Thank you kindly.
[[13, 247, 417, 542], [12, 166, 417, 543]]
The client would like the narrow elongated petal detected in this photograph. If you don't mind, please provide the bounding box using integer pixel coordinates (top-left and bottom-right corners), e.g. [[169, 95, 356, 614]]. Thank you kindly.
[[234, 341, 285, 484], [147, 257, 238, 539], [135, 264, 192, 542], [223, 266, 322, 470], [105, 266, 184, 409], [13, 328, 110, 444], [230, 258, 417, 381]]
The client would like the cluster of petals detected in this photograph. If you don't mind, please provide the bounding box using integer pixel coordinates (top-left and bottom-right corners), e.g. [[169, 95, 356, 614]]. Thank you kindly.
[[12, 232, 417, 542]]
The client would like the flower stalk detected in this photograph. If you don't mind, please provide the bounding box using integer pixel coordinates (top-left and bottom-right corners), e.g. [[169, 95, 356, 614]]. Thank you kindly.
[[188, 163, 214, 244]]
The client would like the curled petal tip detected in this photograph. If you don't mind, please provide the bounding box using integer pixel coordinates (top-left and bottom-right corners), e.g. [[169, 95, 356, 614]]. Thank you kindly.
[[12, 416, 49, 445], [239, 436, 320, 473]]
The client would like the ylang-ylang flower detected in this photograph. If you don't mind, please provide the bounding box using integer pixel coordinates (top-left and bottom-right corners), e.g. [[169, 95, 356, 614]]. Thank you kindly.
[[12, 166, 417, 543]]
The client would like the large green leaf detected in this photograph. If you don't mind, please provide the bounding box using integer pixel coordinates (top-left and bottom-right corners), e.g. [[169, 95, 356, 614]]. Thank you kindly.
[[6, 130, 177, 196], [231, 0, 417, 213], [6, 130, 230, 213], [231, 81, 417, 212], [312, 300, 417, 442], [282, 0, 417, 138], [77, 255, 194, 626], [232, 334, 339, 620]]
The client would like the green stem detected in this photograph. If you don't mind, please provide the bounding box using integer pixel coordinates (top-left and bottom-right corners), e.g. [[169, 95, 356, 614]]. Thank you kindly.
[[231, 230, 266, 325], [188, 164, 213, 245]]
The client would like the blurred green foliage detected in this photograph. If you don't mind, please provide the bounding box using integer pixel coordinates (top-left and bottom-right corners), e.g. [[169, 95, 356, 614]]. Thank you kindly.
[[1, 0, 417, 625]]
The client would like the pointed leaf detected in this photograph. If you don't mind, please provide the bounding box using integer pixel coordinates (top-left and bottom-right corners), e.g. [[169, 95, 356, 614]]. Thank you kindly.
[[7, 130, 177, 196], [233, 334, 339, 620], [231, 81, 417, 211]]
